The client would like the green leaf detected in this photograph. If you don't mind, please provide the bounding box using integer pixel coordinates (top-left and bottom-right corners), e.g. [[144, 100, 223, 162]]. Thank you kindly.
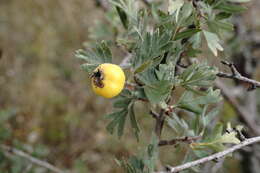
[[155, 63, 176, 82], [168, 0, 184, 21], [214, 3, 247, 13], [218, 132, 240, 144], [203, 30, 223, 56], [178, 103, 202, 114], [166, 113, 193, 136], [106, 112, 122, 132], [227, 0, 250, 3], [113, 96, 132, 109], [193, 149, 209, 158], [204, 108, 220, 125], [75, 41, 112, 64], [190, 88, 221, 105], [76, 41, 112, 72], [192, 123, 241, 151], [145, 134, 159, 172], [177, 91, 202, 114], [110, 0, 138, 28], [215, 12, 232, 20], [106, 109, 128, 138], [134, 60, 152, 74], [174, 29, 201, 41], [133, 87, 147, 100], [118, 113, 128, 137], [177, 88, 221, 115], [208, 20, 234, 34], [180, 63, 218, 87], [144, 80, 172, 104], [133, 29, 173, 70], [80, 63, 98, 73], [198, 1, 213, 16], [137, 68, 158, 85], [108, 95, 140, 139], [96, 41, 113, 62], [152, 6, 172, 24], [193, 105, 208, 135], [209, 123, 224, 141], [179, 2, 194, 21], [129, 103, 140, 141], [189, 32, 202, 49], [116, 6, 129, 29]]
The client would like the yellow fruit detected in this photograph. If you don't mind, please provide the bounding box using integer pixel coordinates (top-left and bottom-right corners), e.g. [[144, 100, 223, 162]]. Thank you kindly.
[[91, 63, 125, 98]]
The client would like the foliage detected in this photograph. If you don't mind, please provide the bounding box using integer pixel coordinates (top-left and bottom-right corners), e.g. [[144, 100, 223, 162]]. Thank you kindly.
[[76, 0, 251, 172]]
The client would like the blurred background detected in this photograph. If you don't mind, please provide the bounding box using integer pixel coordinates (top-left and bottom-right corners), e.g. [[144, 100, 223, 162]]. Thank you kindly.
[[0, 0, 260, 172]]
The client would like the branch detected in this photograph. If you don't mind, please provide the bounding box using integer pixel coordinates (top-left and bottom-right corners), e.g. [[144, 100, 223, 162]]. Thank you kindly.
[[217, 72, 260, 89], [0, 144, 66, 173], [215, 80, 260, 136], [158, 136, 201, 147], [216, 61, 260, 90], [156, 136, 260, 173]]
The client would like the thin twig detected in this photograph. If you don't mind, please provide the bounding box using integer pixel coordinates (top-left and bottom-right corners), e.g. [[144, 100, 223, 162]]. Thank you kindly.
[[0, 144, 65, 173], [156, 136, 260, 173], [215, 80, 260, 136], [158, 136, 201, 147], [216, 61, 260, 89], [217, 72, 260, 88]]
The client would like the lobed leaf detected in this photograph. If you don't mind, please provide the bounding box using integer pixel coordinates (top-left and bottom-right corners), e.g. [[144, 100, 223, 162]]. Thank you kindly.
[[203, 30, 223, 56], [144, 80, 172, 104]]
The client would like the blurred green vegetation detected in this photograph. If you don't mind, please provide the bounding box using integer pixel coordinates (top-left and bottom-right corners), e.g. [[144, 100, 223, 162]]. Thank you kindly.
[[0, 0, 260, 173], [0, 0, 137, 172]]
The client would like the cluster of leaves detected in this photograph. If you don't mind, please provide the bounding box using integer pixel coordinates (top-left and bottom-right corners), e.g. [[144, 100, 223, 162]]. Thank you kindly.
[[76, 0, 250, 172]]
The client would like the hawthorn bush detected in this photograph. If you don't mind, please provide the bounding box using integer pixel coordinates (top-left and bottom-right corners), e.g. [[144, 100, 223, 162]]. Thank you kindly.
[[76, 0, 260, 172]]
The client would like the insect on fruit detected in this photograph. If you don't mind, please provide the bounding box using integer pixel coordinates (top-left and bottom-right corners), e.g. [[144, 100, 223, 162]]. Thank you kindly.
[[91, 63, 125, 98]]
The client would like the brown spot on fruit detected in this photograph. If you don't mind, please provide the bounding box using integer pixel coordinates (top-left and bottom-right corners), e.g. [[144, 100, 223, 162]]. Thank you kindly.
[[91, 69, 104, 88]]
